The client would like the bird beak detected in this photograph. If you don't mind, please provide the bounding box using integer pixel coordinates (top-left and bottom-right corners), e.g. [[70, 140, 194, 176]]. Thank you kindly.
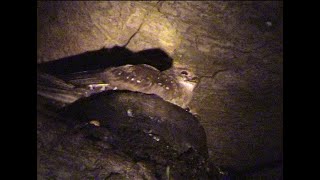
[[188, 76, 199, 83]]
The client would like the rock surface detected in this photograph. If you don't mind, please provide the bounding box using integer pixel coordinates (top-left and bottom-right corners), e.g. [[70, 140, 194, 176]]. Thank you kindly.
[[38, 91, 211, 179], [37, 1, 283, 175], [37, 109, 157, 179]]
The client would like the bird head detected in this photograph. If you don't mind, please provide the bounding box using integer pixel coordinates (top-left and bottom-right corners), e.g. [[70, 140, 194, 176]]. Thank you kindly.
[[166, 67, 199, 92]]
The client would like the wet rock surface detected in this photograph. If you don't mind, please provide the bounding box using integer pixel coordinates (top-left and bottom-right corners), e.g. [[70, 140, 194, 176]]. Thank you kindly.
[[63, 91, 209, 179], [38, 1, 283, 177], [38, 91, 212, 179], [38, 112, 157, 179], [61, 91, 208, 156]]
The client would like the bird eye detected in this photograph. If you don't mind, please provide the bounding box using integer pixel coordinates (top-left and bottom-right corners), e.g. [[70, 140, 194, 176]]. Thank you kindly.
[[180, 71, 188, 76]]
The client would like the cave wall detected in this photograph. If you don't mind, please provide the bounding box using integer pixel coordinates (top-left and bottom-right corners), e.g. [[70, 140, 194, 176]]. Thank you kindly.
[[37, 1, 283, 171]]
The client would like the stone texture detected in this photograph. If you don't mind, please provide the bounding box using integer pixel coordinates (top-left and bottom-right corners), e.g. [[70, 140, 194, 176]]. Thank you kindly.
[[37, 1, 283, 173], [37, 110, 157, 180], [37, 91, 211, 179]]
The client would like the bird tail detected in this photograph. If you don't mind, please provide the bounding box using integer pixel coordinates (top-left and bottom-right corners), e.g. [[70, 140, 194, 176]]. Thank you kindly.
[[56, 70, 105, 87], [37, 71, 88, 108]]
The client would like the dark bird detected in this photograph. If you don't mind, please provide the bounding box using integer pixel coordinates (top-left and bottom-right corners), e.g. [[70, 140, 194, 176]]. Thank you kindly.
[[60, 64, 199, 109], [36, 44, 178, 109]]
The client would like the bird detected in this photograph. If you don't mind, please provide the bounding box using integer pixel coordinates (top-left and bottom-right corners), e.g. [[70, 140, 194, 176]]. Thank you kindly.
[[61, 64, 199, 110]]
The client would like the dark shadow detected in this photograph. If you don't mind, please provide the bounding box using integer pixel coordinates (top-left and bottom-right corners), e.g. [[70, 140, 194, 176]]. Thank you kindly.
[[217, 159, 283, 179], [37, 46, 173, 76], [238, 159, 283, 176]]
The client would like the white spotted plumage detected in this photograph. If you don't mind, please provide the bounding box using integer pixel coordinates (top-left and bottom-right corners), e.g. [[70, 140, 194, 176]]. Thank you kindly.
[[96, 64, 198, 109]]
